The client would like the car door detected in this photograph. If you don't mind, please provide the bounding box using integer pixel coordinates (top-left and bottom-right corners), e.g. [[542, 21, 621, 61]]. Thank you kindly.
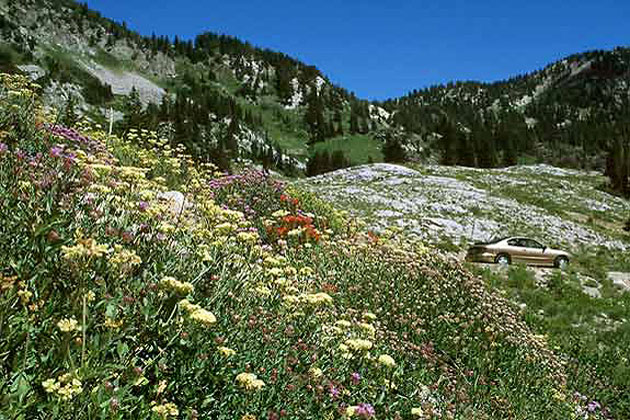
[[522, 239, 547, 265], [506, 238, 529, 264]]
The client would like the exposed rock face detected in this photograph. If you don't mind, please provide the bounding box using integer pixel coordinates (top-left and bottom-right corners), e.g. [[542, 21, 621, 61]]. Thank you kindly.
[[608, 272, 630, 292], [80, 61, 165, 105], [301, 163, 630, 251], [17, 64, 46, 81]]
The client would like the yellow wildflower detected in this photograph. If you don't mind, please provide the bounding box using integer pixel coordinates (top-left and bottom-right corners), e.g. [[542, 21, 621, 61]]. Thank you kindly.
[[363, 312, 377, 321], [308, 367, 323, 378], [17, 289, 33, 304], [303, 292, 333, 306], [189, 308, 217, 327], [359, 322, 376, 337], [104, 317, 123, 330], [159, 277, 194, 295], [42, 378, 59, 393], [335, 320, 352, 329], [378, 354, 396, 368], [151, 401, 179, 418], [345, 339, 373, 352], [218, 346, 236, 357], [236, 372, 265, 391], [411, 407, 423, 417], [57, 317, 80, 333]]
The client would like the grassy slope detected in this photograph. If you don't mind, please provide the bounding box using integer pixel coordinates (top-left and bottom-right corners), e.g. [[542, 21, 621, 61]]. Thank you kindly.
[[301, 162, 630, 417], [0, 74, 592, 419], [312, 135, 384, 165]]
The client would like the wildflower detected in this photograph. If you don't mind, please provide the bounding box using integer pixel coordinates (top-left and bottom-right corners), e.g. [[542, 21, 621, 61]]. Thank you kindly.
[[377, 354, 396, 368], [255, 286, 271, 297], [159, 277, 194, 295], [236, 372, 265, 391], [104, 317, 123, 330], [350, 372, 361, 385], [241, 415, 257, 420], [17, 289, 33, 304], [345, 339, 373, 352], [587, 401, 601, 412], [108, 245, 142, 268], [0, 142, 7, 155], [335, 320, 352, 329], [329, 384, 340, 398], [189, 308, 217, 327], [411, 407, 423, 417], [359, 322, 376, 337], [363, 312, 377, 321], [48, 374, 83, 401], [308, 367, 323, 379], [49, 146, 63, 158], [85, 290, 96, 303], [355, 403, 375, 418], [57, 317, 80, 333], [218, 346, 236, 357], [151, 401, 179, 418], [42, 378, 59, 393], [303, 292, 333, 306], [61, 238, 109, 260]]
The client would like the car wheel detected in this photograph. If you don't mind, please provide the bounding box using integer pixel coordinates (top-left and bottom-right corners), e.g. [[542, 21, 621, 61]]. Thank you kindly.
[[554, 256, 569, 270], [495, 254, 511, 266]]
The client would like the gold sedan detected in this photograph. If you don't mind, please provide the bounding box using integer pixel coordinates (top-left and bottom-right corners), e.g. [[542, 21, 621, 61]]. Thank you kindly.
[[465, 237, 570, 268]]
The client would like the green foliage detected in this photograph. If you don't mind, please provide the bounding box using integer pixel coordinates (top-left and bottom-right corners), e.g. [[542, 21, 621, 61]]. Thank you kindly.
[[476, 263, 630, 418]]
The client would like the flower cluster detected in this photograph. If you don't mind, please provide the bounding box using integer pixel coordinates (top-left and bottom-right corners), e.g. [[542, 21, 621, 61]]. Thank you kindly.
[[42, 373, 83, 401], [179, 299, 217, 327], [235, 372, 265, 391], [159, 277, 194, 295]]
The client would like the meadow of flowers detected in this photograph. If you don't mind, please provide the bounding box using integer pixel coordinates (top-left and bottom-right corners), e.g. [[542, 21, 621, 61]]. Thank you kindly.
[[0, 74, 606, 419]]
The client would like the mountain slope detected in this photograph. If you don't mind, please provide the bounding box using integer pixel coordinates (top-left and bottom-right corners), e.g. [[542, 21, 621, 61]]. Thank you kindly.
[[381, 48, 630, 170], [0, 0, 388, 173]]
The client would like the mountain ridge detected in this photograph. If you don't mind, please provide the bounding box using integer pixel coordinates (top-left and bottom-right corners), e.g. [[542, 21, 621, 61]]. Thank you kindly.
[[1, 0, 629, 181]]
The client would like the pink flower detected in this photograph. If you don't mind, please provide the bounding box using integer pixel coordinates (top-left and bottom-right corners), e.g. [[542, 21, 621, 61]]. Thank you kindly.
[[355, 403, 375, 418], [350, 372, 361, 385], [49, 146, 63, 158]]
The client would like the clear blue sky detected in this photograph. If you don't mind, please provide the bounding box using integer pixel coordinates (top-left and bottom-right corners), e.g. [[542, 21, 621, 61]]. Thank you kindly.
[[85, 0, 629, 100]]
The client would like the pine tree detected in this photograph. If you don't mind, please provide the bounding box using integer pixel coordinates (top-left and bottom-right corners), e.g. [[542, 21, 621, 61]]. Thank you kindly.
[[121, 87, 144, 132]]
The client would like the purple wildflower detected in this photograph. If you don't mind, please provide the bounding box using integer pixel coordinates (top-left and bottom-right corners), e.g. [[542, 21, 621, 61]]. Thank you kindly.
[[355, 403, 375, 418], [138, 201, 149, 212], [49, 145, 64, 158], [350, 372, 361, 385], [329, 385, 339, 398], [587, 401, 601, 412], [0, 143, 7, 154]]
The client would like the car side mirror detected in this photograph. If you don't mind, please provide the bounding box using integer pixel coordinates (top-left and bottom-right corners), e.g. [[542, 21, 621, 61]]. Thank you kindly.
[[542, 246, 547, 252]]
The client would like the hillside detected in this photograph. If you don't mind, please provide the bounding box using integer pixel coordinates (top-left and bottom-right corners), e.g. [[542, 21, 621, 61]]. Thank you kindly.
[[302, 162, 630, 417], [301, 163, 630, 252], [0, 0, 390, 174], [380, 48, 630, 177], [1, 0, 629, 180], [3, 73, 617, 419]]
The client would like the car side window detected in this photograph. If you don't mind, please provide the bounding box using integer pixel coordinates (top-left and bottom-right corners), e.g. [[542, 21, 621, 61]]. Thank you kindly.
[[508, 238, 523, 247], [524, 239, 543, 249]]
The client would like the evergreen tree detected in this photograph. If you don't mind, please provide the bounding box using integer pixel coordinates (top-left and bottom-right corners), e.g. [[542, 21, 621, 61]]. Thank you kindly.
[[382, 132, 407, 163]]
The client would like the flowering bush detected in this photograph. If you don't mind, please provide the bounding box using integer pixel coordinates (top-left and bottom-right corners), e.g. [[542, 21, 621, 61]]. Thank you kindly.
[[0, 74, 608, 419]]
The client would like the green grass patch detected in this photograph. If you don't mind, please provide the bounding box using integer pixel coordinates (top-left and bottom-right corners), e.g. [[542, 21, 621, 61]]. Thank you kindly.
[[311, 134, 383, 165]]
